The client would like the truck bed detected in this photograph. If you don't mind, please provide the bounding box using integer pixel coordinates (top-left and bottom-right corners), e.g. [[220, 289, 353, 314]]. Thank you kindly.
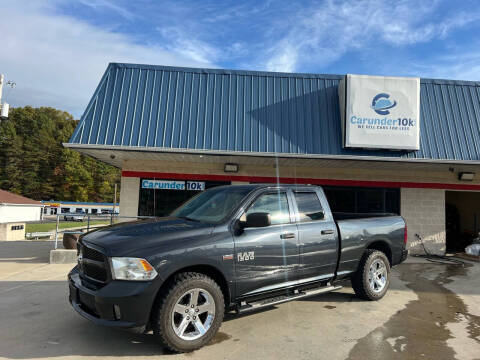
[[334, 214, 406, 276]]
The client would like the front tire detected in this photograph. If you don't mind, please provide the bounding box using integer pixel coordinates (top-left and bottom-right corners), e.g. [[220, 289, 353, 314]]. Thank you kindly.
[[351, 249, 390, 301], [152, 272, 225, 352]]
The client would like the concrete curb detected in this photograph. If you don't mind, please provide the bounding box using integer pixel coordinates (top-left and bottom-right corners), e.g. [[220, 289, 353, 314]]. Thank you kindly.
[[50, 249, 77, 264]]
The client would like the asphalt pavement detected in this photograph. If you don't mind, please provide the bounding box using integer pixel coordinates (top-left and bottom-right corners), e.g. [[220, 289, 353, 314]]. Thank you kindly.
[[0, 241, 479, 360]]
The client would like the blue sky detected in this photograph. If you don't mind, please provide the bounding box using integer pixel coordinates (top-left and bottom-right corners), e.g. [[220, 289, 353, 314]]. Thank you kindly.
[[2, 0, 480, 118]]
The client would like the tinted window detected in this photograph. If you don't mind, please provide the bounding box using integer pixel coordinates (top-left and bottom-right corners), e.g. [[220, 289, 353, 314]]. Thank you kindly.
[[294, 192, 324, 222], [246, 192, 290, 225], [324, 186, 400, 215]]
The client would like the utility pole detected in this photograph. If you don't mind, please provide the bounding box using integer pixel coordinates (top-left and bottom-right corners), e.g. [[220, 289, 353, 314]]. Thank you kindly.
[[113, 183, 118, 213], [111, 183, 118, 224], [0, 74, 14, 120], [0, 74, 4, 104]]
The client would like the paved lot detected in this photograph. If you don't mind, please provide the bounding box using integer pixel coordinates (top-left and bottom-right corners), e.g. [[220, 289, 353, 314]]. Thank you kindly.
[[0, 241, 479, 360]]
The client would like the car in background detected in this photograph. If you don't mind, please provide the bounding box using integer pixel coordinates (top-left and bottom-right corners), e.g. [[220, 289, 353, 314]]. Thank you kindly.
[[64, 213, 86, 222]]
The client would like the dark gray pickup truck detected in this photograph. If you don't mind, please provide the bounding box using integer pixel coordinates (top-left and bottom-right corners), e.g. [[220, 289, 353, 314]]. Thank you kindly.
[[68, 184, 408, 352]]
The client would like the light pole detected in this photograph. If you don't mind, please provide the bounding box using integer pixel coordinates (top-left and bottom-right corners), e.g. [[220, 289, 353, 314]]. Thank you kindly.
[[111, 183, 118, 224], [0, 74, 16, 121]]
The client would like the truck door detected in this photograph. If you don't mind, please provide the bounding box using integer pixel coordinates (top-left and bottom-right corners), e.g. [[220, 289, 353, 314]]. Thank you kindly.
[[234, 190, 299, 297], [293, 190, 338, 280]]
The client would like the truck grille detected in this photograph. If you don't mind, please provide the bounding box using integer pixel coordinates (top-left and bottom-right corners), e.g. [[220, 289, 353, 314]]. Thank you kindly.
[[78, 242, 109, 284]]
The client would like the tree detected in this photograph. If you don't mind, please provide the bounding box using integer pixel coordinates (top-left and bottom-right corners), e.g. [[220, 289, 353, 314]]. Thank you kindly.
[[0, 106, 120, 202]]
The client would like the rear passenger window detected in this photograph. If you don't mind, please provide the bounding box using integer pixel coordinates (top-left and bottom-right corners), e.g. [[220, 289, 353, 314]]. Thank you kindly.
[[294, 192, 324, 222]]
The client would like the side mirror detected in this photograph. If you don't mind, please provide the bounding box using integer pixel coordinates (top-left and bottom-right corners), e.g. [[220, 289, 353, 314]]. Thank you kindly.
[[245, 212, 271, 228], [316, 210, 325, 220]]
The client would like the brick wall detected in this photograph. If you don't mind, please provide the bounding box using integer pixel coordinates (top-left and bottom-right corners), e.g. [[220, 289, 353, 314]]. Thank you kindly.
[[401, 188, 446, 255]]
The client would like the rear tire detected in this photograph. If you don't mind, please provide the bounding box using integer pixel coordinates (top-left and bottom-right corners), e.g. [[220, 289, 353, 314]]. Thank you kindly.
[[152, 272, 225, 353], [351, 249, 390, 301]]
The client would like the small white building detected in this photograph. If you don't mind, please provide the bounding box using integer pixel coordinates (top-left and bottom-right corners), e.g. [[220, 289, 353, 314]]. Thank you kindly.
[[0, 190, 44, 241], [0, 190, 43, 222]]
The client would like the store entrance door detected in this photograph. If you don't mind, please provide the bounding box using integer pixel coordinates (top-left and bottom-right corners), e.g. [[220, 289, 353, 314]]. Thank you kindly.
[[445, 191, 480, 252]]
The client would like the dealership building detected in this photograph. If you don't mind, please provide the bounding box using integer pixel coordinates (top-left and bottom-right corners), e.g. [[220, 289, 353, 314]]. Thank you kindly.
[[65, 63, 480, 255]]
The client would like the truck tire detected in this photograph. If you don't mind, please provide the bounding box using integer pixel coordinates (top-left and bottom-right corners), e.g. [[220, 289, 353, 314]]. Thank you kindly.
[[351, 249, 390, 301], [152, 272, 225, 352]]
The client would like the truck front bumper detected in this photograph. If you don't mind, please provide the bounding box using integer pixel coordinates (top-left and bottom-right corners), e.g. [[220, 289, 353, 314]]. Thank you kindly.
[[68, 267, 159, 331]]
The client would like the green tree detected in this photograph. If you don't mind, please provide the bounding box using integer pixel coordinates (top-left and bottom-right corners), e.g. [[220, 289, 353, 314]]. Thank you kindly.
[[0, 106, 120, 202]]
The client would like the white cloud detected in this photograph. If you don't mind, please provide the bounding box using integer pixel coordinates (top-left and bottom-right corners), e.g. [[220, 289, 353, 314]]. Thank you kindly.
[[1, 0, 479, 117], [408, 51, 480, 81], [0, 1, 218, 117], [156, 27, 222, 65], [77, 0, 136, 21], [264, 0, 480, 73]]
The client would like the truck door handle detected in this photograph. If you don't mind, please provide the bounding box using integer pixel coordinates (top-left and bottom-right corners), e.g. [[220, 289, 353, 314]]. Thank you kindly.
[[321, 229, 334, 235], [280, 233, 296, 239]]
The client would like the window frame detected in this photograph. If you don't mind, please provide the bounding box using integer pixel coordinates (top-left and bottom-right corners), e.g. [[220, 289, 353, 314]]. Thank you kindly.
[[240, 189, 296, 227], [292, 190, 326, 223]]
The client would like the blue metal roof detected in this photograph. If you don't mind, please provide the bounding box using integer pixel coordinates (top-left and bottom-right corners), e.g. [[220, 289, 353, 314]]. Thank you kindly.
[[68, 63, 480, 162]]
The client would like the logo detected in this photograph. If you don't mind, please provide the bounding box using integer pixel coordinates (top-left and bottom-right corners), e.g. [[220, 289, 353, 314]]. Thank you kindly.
[[237, 251, 255, 262], [371, 93, 397, 115], [77, 248, 83, 265]]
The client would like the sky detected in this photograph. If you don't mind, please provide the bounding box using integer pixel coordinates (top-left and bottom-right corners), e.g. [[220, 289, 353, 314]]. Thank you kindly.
[[1, 0, 480, 118]]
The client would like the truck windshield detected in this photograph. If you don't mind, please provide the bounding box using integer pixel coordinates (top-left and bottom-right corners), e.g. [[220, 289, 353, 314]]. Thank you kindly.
[[171, 187, 251, 223]]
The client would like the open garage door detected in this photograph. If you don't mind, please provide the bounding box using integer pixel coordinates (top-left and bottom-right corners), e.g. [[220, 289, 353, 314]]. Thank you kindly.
[[445, 191, 480, 252]]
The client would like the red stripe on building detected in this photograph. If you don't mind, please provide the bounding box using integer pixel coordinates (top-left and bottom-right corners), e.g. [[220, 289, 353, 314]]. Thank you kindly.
[[121, 170, 480, 191]]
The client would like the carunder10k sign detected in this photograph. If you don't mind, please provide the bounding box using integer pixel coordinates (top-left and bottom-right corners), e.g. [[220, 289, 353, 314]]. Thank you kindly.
[[340, 74, 420, 150]]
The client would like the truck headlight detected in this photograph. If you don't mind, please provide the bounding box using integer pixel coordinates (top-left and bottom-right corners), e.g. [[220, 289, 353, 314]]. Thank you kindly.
[[110, 257, 158, 281]]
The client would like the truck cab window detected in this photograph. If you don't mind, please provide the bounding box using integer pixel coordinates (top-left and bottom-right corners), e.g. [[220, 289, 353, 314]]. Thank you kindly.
[[246, 192, 290, 225], [294, 192, 324, 222]]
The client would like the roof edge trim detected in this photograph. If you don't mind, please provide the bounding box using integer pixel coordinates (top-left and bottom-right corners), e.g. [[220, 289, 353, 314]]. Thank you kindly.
[[107, 63, 480, 86], [63, 143, 480, 166]]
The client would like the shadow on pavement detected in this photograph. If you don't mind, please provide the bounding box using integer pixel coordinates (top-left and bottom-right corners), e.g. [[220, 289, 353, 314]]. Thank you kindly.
[[0, 241, 60, 264]]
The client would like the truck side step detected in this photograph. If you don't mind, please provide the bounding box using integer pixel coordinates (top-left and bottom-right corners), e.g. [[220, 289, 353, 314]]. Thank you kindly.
[[236, 285, 342, 314]]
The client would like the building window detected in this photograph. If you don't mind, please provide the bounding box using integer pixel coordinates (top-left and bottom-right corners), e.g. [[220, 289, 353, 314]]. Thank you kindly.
[[323, 186, 400, 215], [61, 208, 70, 213], [11, 225, 24, 231], [138, 179, 231, 217]]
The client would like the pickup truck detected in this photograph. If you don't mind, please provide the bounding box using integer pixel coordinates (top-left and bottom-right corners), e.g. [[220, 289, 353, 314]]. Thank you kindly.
[[68, 184, 408, 352]]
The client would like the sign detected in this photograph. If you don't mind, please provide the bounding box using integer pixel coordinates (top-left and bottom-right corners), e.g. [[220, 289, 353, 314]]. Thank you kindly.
[[339, 74, 420, 150], [186, 181, 205, 191], [141, 179, 205, 191]]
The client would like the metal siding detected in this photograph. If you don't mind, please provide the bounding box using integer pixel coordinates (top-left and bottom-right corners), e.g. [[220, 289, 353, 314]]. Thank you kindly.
[[68, 63, 480, 162]]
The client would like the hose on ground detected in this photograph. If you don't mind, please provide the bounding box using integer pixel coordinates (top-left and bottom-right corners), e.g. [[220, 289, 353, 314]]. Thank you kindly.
[[411, 233, 465, 266]]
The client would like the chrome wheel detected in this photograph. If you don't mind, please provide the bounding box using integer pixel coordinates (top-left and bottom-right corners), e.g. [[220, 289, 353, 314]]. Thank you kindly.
[[171, 288, 216, 341], [368, 259, 387, 293]]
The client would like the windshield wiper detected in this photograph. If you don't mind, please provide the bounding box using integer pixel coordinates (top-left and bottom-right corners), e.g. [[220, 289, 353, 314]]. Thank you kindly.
[[177, 216, 201, 222]]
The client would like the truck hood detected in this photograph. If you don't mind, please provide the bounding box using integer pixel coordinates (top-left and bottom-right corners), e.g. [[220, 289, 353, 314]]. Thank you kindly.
[[80, 217, 214, 256]]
